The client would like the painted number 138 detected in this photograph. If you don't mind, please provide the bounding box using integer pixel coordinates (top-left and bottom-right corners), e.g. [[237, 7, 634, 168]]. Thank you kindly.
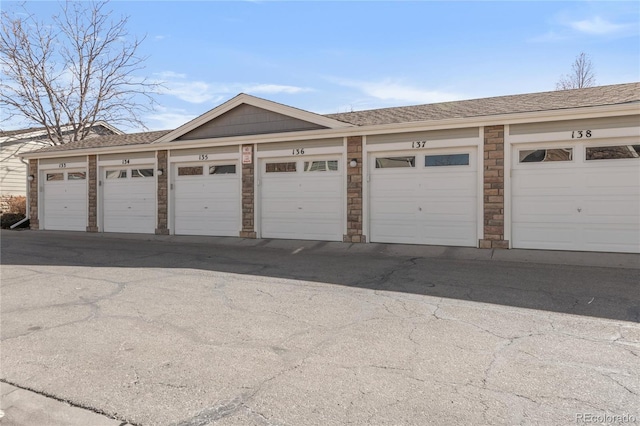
[[572, 130, 592, 139]]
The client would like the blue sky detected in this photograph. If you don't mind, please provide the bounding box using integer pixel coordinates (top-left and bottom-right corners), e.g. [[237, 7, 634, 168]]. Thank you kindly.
[[5, 1, 640, 131]]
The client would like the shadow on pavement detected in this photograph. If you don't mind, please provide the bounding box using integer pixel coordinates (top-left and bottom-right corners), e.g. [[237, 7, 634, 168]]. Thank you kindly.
[[2, 230, 639, 323]]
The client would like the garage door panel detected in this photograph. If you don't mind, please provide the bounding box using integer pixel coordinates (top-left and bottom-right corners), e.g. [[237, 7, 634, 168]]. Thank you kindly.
[[513, 171, 576, 195], [513, 223, 578, 250], [421, 223, 476, 246], [582, 197, 640, 221], [43, 175, 87, 231], [369, 150, 477, 247], [421, 198, 475, 217], [584, 168, 639, 193], [260, 158, 343, 241], [512, 142, 640, 253], [420, 172, 476, 191], [370, 203, 416, 218], [103, 168, 156, 234], [583, 226, 640, 253], [513, 197, 576, 221], [173, 165, 240, 237], [371, 222, 419, 244]]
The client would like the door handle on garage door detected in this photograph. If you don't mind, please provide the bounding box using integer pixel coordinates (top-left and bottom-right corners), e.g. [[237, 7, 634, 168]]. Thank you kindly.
[[577, 208, 582, 212]]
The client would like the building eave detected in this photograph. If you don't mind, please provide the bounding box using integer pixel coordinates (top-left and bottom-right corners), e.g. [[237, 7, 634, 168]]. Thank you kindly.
[[20, 103, 639, 160]]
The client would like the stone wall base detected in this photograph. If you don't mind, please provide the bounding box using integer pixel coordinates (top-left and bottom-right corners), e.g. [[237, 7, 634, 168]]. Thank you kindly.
[[343, 234, 367, 243], [479, 239, 509, 249], [240, 231, 257, 239], [86, 226, 99, 233], [155, 228, 170, 235]]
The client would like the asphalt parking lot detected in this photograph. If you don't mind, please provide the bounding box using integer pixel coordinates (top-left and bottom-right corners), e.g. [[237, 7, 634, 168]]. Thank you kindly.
[[1, 230, 639, 425]]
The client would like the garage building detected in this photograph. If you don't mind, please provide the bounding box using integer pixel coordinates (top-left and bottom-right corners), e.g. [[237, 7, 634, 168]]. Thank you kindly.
[[22, 83, 640, 253]]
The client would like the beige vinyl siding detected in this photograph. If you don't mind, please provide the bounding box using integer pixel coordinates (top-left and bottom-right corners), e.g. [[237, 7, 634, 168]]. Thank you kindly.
[[39, 156, 88, 166], [178, 104, 327, 141], [99, 152, 155, 162], [0, 140, 47, 196], [367, 128, 480, 145], [509, 115, 640, 135], [171, 145, 239, 157], [258, 138, 343, 152]]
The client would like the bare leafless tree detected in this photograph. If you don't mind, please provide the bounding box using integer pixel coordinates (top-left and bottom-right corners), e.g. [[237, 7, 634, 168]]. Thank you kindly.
[[556, 52, 596, 91], [0, 1, 157, 145]]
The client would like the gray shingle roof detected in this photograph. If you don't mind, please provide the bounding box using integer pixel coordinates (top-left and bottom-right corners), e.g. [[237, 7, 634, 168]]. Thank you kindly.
[[30, 130, 171, 154], [21, 82, 640, 155], [325, 82, 640, 126]]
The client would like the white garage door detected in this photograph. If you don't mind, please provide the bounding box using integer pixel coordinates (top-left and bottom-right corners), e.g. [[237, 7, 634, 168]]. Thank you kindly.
[[512, 143, 640, 253], [42, 170, 87, 231], [260, 157, 343, 241], [102, 167, 156, 234], [369, 151, 477, 246], [173, 163, 240, 236]]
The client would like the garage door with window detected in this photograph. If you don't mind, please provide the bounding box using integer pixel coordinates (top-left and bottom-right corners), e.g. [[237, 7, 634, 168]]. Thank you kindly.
[[369, 150, 477, 246], [512, 142, 640, 253], [42, 169, 87, 231], [102, 166, 156, 234], [173, 162, 240, 236], [260, 157, 343, 241]]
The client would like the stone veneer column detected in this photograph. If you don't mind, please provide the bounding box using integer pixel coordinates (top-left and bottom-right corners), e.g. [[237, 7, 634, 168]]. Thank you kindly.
[[28, 159, 39, 230], [86, 155, 98, 232], [343, 136, 366, 243], [239, 144, 257, 238], [155, 150, 169, 235], [479, 125, 509, 249]]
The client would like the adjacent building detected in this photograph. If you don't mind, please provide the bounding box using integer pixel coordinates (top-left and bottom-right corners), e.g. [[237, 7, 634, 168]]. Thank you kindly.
[[1, 122, 121, 212]]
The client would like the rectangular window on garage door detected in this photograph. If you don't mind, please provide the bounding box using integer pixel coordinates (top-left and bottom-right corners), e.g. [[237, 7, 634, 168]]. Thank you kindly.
[[425, 154, 469, 167], [209, 165, 236, 174], [106, 170, 127, 179], [46, 172, 64, 181], [67, 172, 86, 180], [178, 166, 203, 176], [519, 148, 572, 163], [375, 156, 415, 168], [304, 160, 338, 172], [266, 162, 297, 173], [586, 145, 640, 160], [132, 168, 154, 178]]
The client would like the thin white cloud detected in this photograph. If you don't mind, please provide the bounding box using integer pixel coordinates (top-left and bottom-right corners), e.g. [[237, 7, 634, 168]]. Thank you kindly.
[[569, 16, 630, 35], [145, 106, 197, 130], [154, 71, 313, 104], [531, 14, 636, 42], [333, 78, 463, 104], [156, 71, 187, 79], [242, 84, 312, 95], [154, 72, 220, 104], [528, 30, 569, 43]]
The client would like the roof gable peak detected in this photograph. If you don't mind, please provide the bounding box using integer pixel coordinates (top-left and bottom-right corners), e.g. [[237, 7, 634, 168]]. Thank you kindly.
[[155, 93, 353, 143]]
